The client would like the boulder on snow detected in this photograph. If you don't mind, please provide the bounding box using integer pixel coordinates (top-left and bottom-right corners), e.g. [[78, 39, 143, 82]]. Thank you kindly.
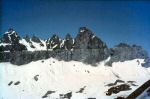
[[34, 75, 39, 81], [14, 81, 20, 85], [42, 90, 55, 98], [106, 84, 131, 96], [76, 86, 86, 93], [8, 81, 13, 86], [59, 92, 72, 99]]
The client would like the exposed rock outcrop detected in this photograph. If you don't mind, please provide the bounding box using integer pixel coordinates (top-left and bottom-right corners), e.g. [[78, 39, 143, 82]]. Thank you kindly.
[[72, 27, 109, 64], [0, 27, 149, 66], [63, 33, 74, 50], [106, 43, 149, 66], [46, 34, 61, 50]]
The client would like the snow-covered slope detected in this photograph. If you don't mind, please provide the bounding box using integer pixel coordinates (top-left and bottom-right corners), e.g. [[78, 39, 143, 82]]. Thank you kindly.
[[19, 39, 47, 51], [0, 58, 150, 99]]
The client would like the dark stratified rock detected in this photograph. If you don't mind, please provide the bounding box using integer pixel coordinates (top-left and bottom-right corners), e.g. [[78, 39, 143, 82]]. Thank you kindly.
[[40, 43, 44, 46], [63, 33, 74, 50], [46, 34, 61, 50], [76, 86, 86, 93], [115, 97, 125, 99], [2, 28, 20, 44], [59, 92, 72, 99], [0, 42, 27, 52], [74, 27, 94, 49], [8, 81, 13, 86], [34, 75, 39, 81], [0, 28, 27, 52], [42, 90, 55, 98], [72, 27, 109, 65], [106, 43, 149, 66], [24, 34, 30, 43], [14, 81, 20, 85], [106, 84, 131, 96], [105, 79, 125, 87], [30, 44, 35, 48], [11, 43, 27, 52], [0, 50, 52, 65], [0, 27, 149, 67]]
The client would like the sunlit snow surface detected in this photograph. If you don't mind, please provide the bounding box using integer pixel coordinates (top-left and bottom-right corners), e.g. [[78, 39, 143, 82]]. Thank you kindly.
[[0, 58, 150, 99], [19, 39, 47, 51]]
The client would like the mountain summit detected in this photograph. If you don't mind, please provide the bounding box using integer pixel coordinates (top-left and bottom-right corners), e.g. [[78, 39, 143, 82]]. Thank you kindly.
[[0, 27, 149, 67]]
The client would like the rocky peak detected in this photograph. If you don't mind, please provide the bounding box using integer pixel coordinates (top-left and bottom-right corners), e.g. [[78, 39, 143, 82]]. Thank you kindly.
[[31, 35, 41, 43], [24, 34, 30, 43], [74, 27, 107, 50], [88, 36, 107, 49], [65, 33, 72, 40], [46, 34, 61, 50], [72, 27, 109, 64], [3, 28, 20, 44], [0, 27, 149, 67], [63, 33, 74, 50], [74, 27, 94, 49], [0, 28, 27, 52]]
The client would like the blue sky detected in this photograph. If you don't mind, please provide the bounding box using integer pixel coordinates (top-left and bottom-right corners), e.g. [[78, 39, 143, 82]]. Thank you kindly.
[[1, 0, 150, 55]]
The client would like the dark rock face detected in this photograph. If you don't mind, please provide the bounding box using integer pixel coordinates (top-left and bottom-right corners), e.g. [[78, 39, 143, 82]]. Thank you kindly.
[[0, 29, 27, 52], [14, 81, 20, 85], [46, 34, 61, 50], [8, 81, 13, 86], [0, 27, 149, 66], [106, 84, 131, 96], [34, 75, 39, 81], [0, 44, 27, 52], [9, 51, 50, 65], [24, 34, 30, 43], [106, 80, 137, 88], [74, 27, 94, 49], [42, 90, 55, 98], [105, 79, 125, 87], [12, 43, 27, 52], [63, 33, 74, 50], [2, 28, 20, 44], [76, 86, 86, 93], [59, 92, 72, 99], [115, 97, 125, 99], [72, 27, 109, 64], [106, 43, 149, 66], [105, 80, 138, 97]]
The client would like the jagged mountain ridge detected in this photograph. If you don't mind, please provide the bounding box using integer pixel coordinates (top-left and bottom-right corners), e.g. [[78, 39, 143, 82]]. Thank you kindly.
[[0, 27, 109, 51], [0, 27, 149, 66]]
